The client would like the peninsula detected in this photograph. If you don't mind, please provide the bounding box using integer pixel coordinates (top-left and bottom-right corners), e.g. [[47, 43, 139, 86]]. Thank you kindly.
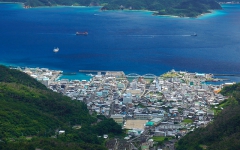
[[1, 0, 223, 17]]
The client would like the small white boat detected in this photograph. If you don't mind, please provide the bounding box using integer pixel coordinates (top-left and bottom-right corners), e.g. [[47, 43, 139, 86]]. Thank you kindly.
[[53, 47, 59, 53], [87, 73, 94, 77]]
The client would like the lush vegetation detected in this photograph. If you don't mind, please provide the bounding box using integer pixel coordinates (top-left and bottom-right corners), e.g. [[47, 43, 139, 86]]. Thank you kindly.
[[0, 65, 122, 149], [176, 83, 240, 150], [152, 136, 172, 142], [182, 119, 193, 124], [0, 65, 47, 90], [101, 0, 222, 17], [152, 136, 173, 147], [0, 0, 222, 17]]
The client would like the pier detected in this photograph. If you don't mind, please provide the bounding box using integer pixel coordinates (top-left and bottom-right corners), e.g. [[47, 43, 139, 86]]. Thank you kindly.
[[79, 70, 126, 78], [62, 72, 77, 75], [79, 70, 121, 73], [126, 73, 156, 79], [214, 74, 240, 77]]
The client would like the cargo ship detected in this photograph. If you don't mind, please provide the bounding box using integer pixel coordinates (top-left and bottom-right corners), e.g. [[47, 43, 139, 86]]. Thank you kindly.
[[76, 32, 88, 35]]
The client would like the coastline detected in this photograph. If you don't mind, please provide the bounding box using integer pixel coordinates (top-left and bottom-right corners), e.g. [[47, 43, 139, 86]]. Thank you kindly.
[[196, 10, 214, 18], [219, 1, 240, 4], [1, 3, 240, 83], [0, 2, 23, 4], [102, 3, 240, 17], [1, 1, 221, 18], [0, 62, 91, 81], [22, 4, 100, 9], [2, 62, 240, 84], [0, 2, 25, 7]]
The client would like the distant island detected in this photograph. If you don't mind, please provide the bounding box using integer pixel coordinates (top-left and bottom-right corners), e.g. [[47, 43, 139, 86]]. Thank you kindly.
[[100, 0, 222, 17], [0, 0, 232, 17]]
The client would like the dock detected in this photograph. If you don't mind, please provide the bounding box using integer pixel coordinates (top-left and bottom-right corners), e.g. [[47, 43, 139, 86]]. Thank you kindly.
[[79, 70, 122, 73], [214, 74, 240, 77], [62, 72, 77, 75], [79, 70, 126, 78]]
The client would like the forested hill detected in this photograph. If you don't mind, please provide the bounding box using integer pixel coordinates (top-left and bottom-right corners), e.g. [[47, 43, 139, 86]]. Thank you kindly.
[[101, 0, 222, 17], [176, 83, 240, 150], [1, 0, 222, 17], [0, 65, 47, 90], [0, 65, 122, 150]]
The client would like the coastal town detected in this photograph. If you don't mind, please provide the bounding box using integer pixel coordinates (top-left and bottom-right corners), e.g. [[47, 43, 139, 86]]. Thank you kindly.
[[16, 67, 234, 150]]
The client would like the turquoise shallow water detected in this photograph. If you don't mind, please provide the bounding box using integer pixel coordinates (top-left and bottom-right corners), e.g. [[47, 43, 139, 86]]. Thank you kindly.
[[59, 73, 92, 81], [1, 3, 240, 82]]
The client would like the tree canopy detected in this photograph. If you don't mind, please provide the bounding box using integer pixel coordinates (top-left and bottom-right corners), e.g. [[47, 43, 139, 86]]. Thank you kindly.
[[0, 0, 223, 17], [176, 83, 240, 150]]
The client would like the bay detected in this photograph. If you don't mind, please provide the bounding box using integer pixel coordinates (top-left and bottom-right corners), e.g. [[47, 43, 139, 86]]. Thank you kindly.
[[0, 3, 240, 79]]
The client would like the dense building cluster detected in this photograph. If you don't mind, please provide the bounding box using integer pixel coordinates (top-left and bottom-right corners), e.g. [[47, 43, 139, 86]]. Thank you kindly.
[[19, 67, 235, 150]]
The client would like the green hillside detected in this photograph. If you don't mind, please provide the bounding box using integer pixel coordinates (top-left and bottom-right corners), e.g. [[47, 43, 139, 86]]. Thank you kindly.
[[176, 83, 240, 150], [101, 0, 222, 17], [0, 65, 47, 90], [0, 65, 122, 150], [0, 0, 222, 17]]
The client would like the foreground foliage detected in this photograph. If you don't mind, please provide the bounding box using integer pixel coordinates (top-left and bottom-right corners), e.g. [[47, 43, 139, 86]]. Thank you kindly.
[[0, 65, 122, 149], [176, 83, 240, 150]]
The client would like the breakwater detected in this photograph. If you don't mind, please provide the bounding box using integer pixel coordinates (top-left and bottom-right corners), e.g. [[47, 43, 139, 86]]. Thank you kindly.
[[214, 74, 240, 77]]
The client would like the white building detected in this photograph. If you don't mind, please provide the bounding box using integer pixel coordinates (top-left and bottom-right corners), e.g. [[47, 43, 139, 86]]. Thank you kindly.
[[123, 93, 132, 104]]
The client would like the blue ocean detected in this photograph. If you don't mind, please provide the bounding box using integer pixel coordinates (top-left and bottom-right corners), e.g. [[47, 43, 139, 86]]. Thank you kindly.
[[0, 3, 240, 81]]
